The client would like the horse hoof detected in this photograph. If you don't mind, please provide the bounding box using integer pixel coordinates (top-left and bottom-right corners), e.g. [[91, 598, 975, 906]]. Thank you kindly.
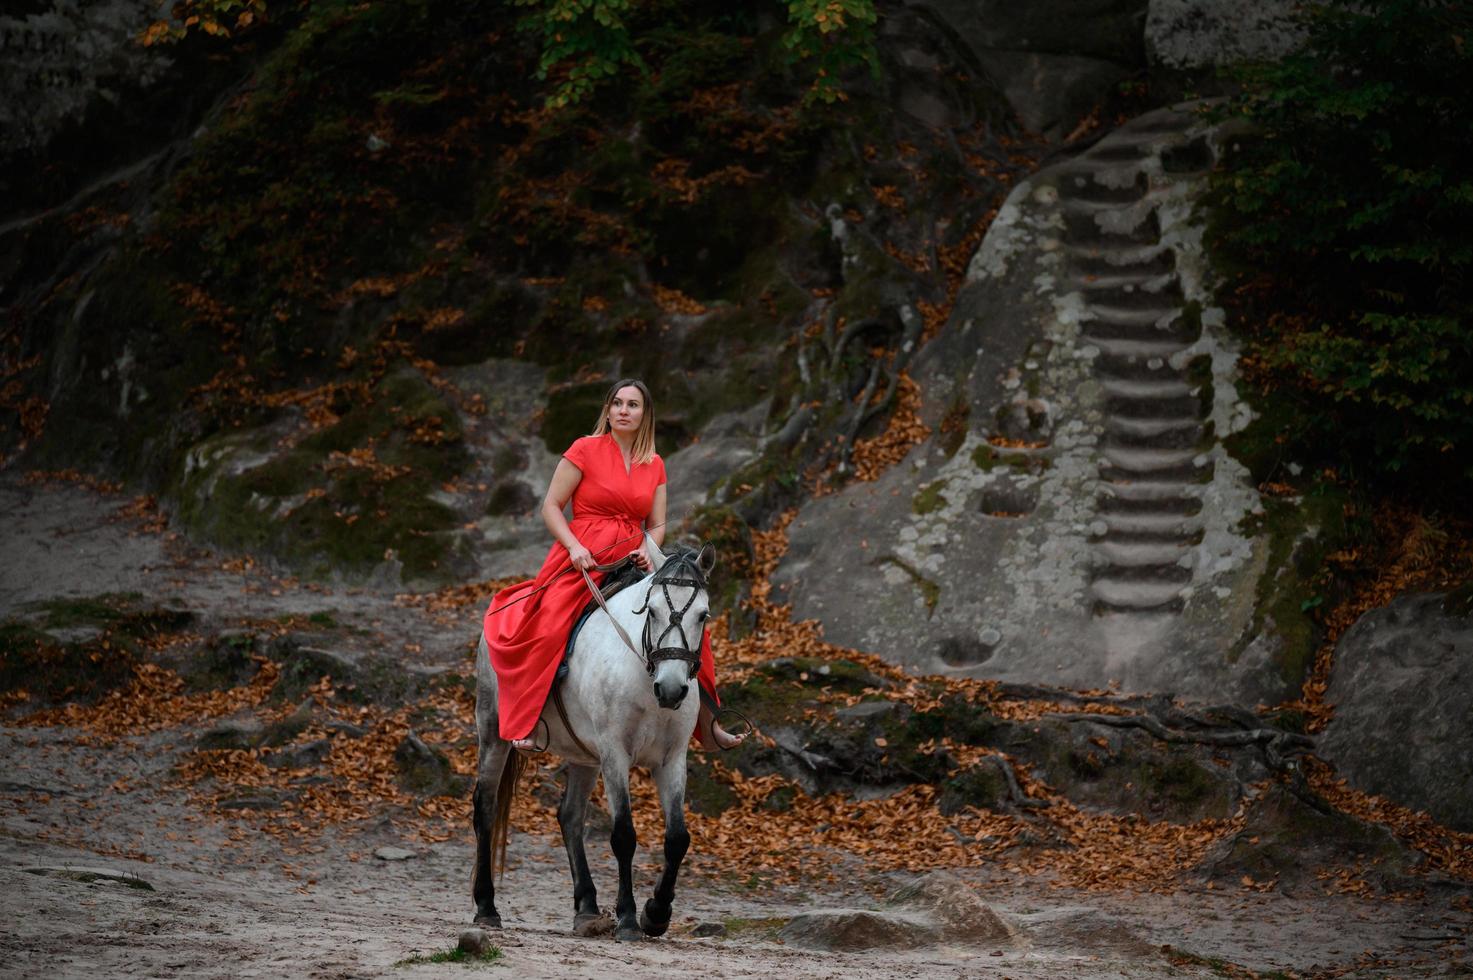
[[615, 923, 646, 943], [473, 913, 502, 929], [640, 901, 671, 938], [572, 912, 613, 937]]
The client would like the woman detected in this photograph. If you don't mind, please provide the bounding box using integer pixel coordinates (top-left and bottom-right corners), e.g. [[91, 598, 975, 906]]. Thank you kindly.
[[482, 378, 745, 753]]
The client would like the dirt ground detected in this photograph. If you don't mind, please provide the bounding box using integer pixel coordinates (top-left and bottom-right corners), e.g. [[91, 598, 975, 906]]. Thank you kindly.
[[2, 475, 1470, 979]]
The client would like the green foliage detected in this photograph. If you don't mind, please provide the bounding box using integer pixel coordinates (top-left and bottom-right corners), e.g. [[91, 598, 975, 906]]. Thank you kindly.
[[511, 0, 644, 108], [1206, 0, 1473, 491], [779, 0, 880, 102]]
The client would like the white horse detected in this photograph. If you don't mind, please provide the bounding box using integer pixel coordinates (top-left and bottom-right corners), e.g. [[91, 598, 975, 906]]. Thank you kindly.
[[472, 535, 715, 942]]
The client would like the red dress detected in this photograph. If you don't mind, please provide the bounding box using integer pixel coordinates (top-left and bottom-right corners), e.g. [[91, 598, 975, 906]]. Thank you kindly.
[[483, 433, 718, 741]]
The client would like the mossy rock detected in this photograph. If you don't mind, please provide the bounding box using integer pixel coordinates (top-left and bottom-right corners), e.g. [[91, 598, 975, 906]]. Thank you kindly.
[[1233, 485, 1350, 686], [908, 695, 1005, 747], [394, 732, 468, 797], [1018, 722, 1239, 823], [2, 595, 194, 705], [1200, 782, 1420, 887], [938, 765, 1008, 815], [172, 367, 469, 582], [0, 624, 134, 704]]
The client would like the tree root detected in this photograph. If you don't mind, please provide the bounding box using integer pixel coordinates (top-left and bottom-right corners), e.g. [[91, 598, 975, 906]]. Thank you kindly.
[[1045, 711, 1315, 773]]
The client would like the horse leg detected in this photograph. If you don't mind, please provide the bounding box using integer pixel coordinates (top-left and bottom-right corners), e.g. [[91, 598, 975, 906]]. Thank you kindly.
[[639, 756, 690, 938], [559, 763, 603, 934], [471, 736, 515, 927], [600, 757, 644, 942]]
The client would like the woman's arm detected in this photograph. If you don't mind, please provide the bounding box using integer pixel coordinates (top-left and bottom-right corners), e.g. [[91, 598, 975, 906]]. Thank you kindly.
[[628, 482, 667, 571], [646, 483, 667, 547], [542, 458, 592, 569]]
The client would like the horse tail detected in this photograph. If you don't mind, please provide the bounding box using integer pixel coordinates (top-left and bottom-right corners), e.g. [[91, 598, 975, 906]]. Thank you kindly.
[[489, 749, 526, 880]]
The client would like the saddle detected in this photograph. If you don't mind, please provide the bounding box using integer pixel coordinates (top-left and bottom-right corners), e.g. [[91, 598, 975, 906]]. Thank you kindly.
[[556, 558, 646, 682]]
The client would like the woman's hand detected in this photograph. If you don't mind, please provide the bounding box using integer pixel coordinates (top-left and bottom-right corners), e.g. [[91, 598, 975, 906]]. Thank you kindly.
[[630, 546, 653, 572], [567, 543, 594, 571]]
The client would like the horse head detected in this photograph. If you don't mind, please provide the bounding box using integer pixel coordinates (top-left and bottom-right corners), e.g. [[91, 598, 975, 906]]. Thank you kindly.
[[638, 534, 716, 710]]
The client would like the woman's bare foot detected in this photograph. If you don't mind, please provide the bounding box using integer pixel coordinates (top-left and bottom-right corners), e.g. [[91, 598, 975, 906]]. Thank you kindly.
[[695, 703, 746, 751], [510, 736, 538, 752]]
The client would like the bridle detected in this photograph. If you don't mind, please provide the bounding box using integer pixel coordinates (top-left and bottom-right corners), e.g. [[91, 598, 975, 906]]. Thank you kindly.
[[549, 545, 753, 758], [632, 553, 706, 678], [577, 551, 707, 678]]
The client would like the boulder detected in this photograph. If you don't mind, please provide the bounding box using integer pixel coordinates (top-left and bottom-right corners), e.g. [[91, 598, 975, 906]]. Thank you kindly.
[[779, 909, 938, 951], [779, 871, 1014, 951], [1198, 782, 1420, 888], [885, 871, 1014, 942], [1317, 591, 1473, 833], [1011, 905, 1155, 956]]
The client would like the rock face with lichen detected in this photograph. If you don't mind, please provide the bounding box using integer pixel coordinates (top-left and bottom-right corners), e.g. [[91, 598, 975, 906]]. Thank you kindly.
[[771, 105, 1327, 705]]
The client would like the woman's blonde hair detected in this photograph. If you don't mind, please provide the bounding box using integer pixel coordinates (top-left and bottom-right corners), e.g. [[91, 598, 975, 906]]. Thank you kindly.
[[591, 378, 657, 464]]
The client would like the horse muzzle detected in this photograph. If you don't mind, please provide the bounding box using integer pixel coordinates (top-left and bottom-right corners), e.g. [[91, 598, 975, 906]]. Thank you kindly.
[[653, 677, 689, 710]]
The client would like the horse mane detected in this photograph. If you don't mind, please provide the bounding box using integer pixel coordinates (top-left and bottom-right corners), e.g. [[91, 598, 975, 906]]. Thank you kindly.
[[650, 545, 707, 589]]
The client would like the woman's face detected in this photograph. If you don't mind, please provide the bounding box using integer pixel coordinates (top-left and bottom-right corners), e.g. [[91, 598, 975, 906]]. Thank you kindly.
[[607, 385, 645, 435]]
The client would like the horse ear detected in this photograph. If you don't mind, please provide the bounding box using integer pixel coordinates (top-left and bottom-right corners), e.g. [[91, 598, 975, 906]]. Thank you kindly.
[[644, 532, 668, 573], [697, 541, 717, 577]]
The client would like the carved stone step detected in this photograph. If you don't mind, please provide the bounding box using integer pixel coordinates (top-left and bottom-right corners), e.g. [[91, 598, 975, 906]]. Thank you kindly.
[[1096, 505, 1200, 534], [1086, 336, 1193, 359], [1097, 492, 1202, 516], [1095, 598, 1186, 615], [1098, 478, 1202, 502], [1081, 311, 1201, 345], [1094, 539, 1194, 567], [1088, 142, 1151, 163], [1084, 302, 1181, 327], [1106, 423, 1203, 451], [1103, 394, 1202, 421], [1090, 576, 1188, 611], [1091, 562, 1193, 585], [1056, 170, 1149, 205], [1066, 241, 1173, 272], [1063, 208, 1161, 247], [1100, 459, 1213, 485], [1099, 378, 1195, 400], [1106, 413, 1200, 440], [1101, 445, 1202, 473], [1095, 352, 1181, 381], [1081, 278, 1184, 310]]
